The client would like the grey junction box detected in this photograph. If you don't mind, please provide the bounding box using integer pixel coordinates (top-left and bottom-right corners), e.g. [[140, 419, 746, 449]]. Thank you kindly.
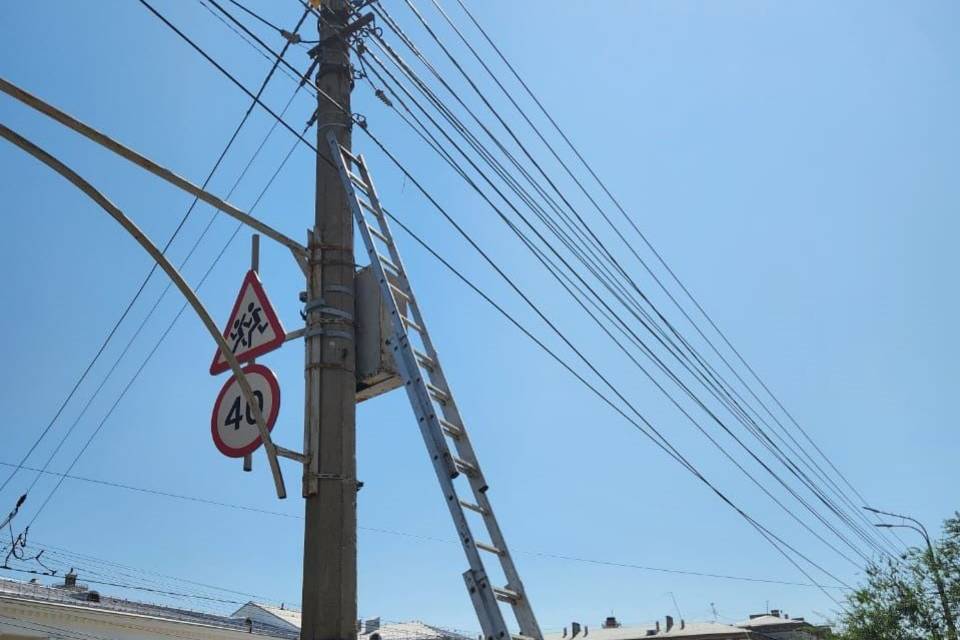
[[354, 265, 403, 402]]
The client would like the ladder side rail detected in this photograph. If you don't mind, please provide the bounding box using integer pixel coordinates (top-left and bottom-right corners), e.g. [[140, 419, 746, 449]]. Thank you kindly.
[[355, 157, 446, 366], [328, 138, 456, 476], [355, 155, 494, 489], [473, 489, 542, 639], [334, 138, 541, 640], [356, 147, 541, 640]]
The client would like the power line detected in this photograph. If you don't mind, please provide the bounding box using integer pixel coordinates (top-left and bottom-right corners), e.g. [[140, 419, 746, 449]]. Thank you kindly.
[[0, 467, 848, 592], [0, 566, 246, 606], [355, 30, 880, 566], [0, 8, 310, 515], [443, 0, 904, 554], [9, 9, 312, 530], [141, 1, 854, 604], [23, 122, 306, 531], [365, 2, 893, 561]]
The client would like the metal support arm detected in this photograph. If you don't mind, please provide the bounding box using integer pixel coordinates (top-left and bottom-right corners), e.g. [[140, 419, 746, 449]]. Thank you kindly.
[[0, 76, 308, 267], [0, 122, 288, 499]]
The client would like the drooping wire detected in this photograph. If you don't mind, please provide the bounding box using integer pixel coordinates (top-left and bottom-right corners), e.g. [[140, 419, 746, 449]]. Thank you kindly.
[[355, 32, 882, 566], [3, 10, 311, 532], [141, 0, 854, 604], [1, 471, 848, 591], [24, 120, 308, 530], [444, 0, 905, 553], [0, 9, 310, 511], [367, 1, 896, 561]]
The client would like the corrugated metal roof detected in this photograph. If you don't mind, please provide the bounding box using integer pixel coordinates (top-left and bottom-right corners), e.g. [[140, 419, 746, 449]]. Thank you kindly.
[[231, 605, 472, 640], [0, 579, 469, 640], [0, 577, 296, 637]]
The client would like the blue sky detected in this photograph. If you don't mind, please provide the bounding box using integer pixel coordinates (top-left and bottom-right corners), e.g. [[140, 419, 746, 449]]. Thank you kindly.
[[1, 0, 958, 633]]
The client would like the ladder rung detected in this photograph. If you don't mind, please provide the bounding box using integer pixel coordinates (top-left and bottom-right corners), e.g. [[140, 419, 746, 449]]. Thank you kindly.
[[426, 382, 450, 403], [493, 587, 521, 604], [475, 541, 503, 555], [357, 197, 380, 216], [348, 171, 367, 188], [413, 348, 435, 369], [389, 283, 412, 304], [459, 499, 487, 515], [339, 146, 361, 165], [402, 315, 425, 335], [366, 224, 391, 244], [378, 253, 402, 275], [440, 418, 463, 439], [453, 456, 478, 476]]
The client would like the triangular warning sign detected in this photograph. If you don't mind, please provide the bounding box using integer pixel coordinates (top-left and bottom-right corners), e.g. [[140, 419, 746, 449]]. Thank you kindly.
[[209, 270, 286, 375]]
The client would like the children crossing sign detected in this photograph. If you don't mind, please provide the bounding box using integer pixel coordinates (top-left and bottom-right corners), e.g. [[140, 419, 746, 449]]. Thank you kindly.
[[209, 270, 285, 375]]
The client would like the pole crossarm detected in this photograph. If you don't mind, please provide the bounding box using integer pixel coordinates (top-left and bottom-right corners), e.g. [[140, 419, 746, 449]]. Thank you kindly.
[[0, 121, 288, 500], [0, 77, 307, 265]]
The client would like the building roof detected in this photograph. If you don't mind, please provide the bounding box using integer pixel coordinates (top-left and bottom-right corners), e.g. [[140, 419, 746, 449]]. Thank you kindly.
[[735, 615, 813, 631], [545, 622, 754, 640], [232, 604, 472, 640], [0, 576, 296, 638]]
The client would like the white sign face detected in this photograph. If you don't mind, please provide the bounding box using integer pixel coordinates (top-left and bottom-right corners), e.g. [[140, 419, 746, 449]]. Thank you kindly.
[[210, 364, 281, 458], [209, 270, 286, 375]]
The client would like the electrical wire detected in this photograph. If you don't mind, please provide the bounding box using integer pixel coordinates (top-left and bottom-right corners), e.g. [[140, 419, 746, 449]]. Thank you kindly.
[[138, 0, 853, 604], [23, 123, 306, 530], [10, 7, 311, 530], [371, 0, 893, 561], [443, 0, 905, 554], [0, 479, 849, 591], [365, 3, 895, 561], [0, 8, 309, 516], [355, 33, 881, 566], [0, 566, 246, 605]]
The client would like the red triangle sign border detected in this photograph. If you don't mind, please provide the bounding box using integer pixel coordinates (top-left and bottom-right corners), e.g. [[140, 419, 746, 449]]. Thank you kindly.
[[209, 269, 287, 375]]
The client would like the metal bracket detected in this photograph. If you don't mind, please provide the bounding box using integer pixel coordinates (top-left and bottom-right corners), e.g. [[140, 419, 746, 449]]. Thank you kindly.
[[304, 326, 353, 341], [285, 328, 307, 342], [304, 298, 353, 323], [275, 446, 307, 464], [307, 473, 362, 486], [325, 284, 353, 296], [303, 297, 326, 313]]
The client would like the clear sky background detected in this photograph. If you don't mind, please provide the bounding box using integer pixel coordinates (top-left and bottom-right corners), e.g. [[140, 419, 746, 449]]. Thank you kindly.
[[1, 0, 958, 634]]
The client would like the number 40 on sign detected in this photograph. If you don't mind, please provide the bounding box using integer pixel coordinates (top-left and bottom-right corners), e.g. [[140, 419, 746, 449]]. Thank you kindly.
[[208, 269, 285, 459], [211, 363, 281, 458]]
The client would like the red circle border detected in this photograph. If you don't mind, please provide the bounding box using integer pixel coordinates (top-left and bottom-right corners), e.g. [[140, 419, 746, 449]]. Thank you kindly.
[[210, 363, 281, 458]]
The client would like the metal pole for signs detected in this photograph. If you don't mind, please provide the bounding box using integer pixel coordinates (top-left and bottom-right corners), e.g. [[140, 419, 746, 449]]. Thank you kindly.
[[243, 233, 261, 473]]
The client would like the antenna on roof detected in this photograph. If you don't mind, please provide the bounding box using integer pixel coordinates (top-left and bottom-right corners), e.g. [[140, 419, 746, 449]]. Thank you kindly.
[[667, 592, 683, 620]]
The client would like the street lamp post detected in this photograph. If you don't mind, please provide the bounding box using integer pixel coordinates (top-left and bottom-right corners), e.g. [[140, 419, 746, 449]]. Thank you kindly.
[[865, 506, 958, 640]]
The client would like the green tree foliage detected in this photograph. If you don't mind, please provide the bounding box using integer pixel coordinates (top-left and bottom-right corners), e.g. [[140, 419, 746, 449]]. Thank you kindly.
[[838, 513, 960, 640]]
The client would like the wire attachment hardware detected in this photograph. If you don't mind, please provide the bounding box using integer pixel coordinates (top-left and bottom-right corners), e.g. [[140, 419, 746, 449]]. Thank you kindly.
[[280, 29, 302, 45]]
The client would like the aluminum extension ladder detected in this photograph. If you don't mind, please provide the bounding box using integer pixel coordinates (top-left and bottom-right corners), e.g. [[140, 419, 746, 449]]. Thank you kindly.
[[327, 132, 542, 640]]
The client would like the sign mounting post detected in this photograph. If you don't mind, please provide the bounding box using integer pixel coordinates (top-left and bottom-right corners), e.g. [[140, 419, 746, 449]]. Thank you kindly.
[[243, 234, 260, 472]]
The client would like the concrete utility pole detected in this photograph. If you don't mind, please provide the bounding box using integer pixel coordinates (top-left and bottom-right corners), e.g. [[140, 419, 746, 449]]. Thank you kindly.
[[301, 2, 357, 640]]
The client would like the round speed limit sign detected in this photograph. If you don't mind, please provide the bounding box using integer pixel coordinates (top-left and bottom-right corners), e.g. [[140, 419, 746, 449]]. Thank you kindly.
[[210, 363, 281, 458]]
